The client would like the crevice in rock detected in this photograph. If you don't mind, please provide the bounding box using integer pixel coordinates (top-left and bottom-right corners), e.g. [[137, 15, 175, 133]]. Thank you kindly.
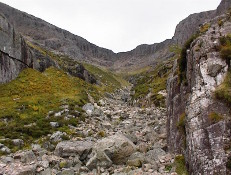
[[0, 50, 30, 68]]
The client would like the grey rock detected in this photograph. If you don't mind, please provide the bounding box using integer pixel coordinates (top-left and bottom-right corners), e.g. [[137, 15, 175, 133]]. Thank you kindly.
[[0, 14, 33, 84], [207, 63, 223, 77], [145, 148, 166, 163], [86, 151, 112, 170], [50, 122, 59, 128], [0, 144, 11, 154], [12, 139, 24, 147], [39, 168, 52, 175], [58, 169, 75, 175], [50, 131, 67, 142], [82, 103, 94, 112], [88, 134, 136, 166], [54, 140, 93, 160], [14, 150, 37, 163]]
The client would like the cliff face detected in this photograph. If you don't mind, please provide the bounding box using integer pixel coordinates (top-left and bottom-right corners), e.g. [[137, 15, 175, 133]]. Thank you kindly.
[[173, 0, 231, 46], [167, 14, 231, 174], [0, 3, 116, 67], [0, 14, 33, 83], [0, 14, 96, 84]]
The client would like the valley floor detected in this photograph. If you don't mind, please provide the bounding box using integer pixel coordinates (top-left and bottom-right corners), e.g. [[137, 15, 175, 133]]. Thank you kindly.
[[0, 89, 178, 175]]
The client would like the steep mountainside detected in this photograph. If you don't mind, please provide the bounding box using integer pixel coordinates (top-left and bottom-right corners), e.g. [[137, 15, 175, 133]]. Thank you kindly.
[[0, 3, 116, 67], [167, 11, 231, 174]]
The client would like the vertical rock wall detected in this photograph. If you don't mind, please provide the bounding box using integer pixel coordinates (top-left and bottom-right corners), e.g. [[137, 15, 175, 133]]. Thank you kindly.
[[167, 16, 231, 174], [0, 14, 33, 83]]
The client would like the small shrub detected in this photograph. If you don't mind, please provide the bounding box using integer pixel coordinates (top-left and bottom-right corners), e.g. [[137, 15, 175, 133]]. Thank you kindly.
[[178, 34, 199, 84], [97, 130, 106, 138], [174, 155, 189, 175], [200, 23, 211, 34], [208, 112, 224, 124], [164, 164, 172, 172], [218, 19, 224, 27], [177, 113, 186, 134], [61, 135, 69, 140], [59, 161, 68, 168], [215, 71, 231, 106], [219, 35, 231, 67], [227, 155, 231, 170]]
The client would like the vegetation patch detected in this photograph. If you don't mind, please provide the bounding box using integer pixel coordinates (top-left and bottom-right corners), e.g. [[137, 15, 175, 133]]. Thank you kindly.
[[199, 23, 211, 34], [227, 155, 231, 170], [0, 67, 98, 147], [164, 164, 172, 172], [219, 35, 231, 68], [174, 155, 189, 175], [177, 112, 187, 149], [83, 63, 128, 93], [208, 112, 224, 124], [130, 60, 173, 107], [177, 113, 186, 133], [218, 19, 224, 27], [214, 56, 231, 107], [178, 34, 199, 84]]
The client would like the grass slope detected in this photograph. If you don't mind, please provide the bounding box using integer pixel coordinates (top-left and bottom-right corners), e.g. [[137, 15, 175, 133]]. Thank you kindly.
[[0, 67, 99, 152], [131, 60, 173, 107]]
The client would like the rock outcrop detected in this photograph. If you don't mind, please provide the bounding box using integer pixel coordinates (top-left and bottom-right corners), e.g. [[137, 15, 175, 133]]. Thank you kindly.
[[0, 14, 96, 84], [167, 12, 231, 174], [0, 2, 117, 67], [0, 14, 33, 83]]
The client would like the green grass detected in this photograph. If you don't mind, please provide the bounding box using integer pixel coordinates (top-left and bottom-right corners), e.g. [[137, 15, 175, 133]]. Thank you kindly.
[[83, 63, 129, 93], [199, 23, 211, 34], [0, 42, 130, 151], [227, 155, 231, 170], [130, 60, 173, 107], [0, 67, 99, 148], [219, 35, 231, 67], [178, 34, 199, 84], [208, 112, 224, 124], [174, 155, 189, 175], [177, 113, 186, 133], [213, 35, 231, 107], [215, 71, 231, 106]]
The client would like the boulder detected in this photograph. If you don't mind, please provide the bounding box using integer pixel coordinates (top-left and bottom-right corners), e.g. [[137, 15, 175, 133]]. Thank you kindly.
[[12, 139, 24, 147], [145, 148, 166, 163], [82, 103, 94, 116], [14, 150, 37, 164], [50, 131, 67, 142], [54, 141, 93, 160], [50, 122, 59, 128], [86, 134, 136, 169], [0, 143, 11, 154], [0, 163, 37, 175]]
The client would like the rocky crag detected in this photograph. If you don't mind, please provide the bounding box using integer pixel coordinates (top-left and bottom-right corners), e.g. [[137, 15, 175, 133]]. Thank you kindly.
[[167, 10, 231, 175], [0, 14, 33, 83], [0, 14, 96, 84]]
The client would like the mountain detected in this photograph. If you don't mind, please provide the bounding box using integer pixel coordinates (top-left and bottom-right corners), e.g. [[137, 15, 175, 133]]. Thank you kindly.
[[1, 0, 230, 72], [1, 0, 231, 174]]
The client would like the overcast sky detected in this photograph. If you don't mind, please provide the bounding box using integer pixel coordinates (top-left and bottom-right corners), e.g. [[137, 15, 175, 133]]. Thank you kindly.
[[1, 0, 221, 52]]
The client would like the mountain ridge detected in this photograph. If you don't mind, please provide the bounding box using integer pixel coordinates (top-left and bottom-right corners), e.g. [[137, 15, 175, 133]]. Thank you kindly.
[[1, 1, 230, 71]]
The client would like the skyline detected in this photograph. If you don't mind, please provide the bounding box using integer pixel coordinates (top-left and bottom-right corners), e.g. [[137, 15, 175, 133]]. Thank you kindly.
[[1, 0, 221, 52]]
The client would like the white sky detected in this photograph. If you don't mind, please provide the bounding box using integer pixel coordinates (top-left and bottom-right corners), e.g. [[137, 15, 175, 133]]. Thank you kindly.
[[1, 0, 221, 52]]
